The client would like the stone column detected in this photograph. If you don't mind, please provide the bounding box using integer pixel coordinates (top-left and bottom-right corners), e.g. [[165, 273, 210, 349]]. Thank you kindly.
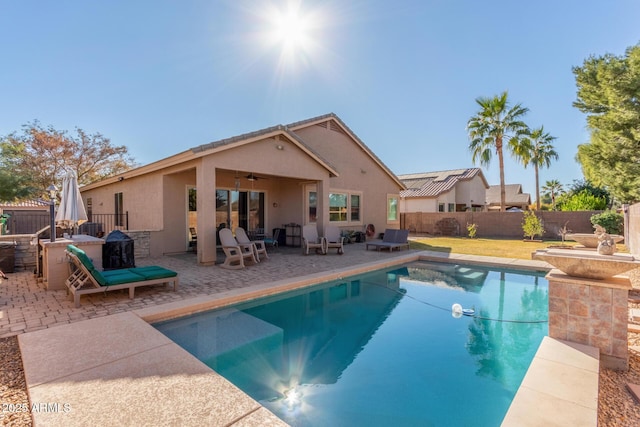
[[547, 269, 630, 370]]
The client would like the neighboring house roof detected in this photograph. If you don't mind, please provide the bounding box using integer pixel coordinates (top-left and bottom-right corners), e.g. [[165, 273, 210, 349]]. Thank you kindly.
[[486, 184, 531, 207], [82, 113, 404, 191], [397, 168, 488, 198], [0, 199, 49, 209]]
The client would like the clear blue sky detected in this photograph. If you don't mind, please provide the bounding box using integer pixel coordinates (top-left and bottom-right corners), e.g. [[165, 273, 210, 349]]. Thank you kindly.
[[1, 1, 639, 199]]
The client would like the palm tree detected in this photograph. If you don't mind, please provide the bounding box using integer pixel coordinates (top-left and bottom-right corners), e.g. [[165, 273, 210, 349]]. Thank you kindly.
[[512, 126, 559, 210], [467, 92, 529, 212], [541, 179, 564, 210]]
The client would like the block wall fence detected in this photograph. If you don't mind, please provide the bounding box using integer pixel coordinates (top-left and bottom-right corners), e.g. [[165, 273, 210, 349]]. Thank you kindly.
[[401, 211, 604, 239]]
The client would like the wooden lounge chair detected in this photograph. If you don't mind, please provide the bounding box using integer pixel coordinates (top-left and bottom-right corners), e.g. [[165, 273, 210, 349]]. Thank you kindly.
[[236, 227, 269, 261], [219, 228, 258, 269], [365, 229, 410, 252], [324, 225, 345, 254], [65, 244, 178, 308], [302, 224, 326, 255]]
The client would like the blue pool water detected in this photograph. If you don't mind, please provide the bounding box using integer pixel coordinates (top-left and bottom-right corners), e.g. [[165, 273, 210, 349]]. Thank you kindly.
[[155, 261, 548, 426]]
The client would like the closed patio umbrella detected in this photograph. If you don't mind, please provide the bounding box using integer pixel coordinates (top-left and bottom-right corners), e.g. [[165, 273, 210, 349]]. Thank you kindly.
[[55, 170, 88, 236]]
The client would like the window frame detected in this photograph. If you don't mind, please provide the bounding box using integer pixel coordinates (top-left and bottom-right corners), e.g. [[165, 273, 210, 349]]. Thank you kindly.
[[387, 194, 399, 224], [329, 189, 364, 225], [114, 192, 124, 226]]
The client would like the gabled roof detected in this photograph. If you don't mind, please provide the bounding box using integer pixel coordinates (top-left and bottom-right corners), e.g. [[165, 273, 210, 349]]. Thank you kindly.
[[81, 113, 402, 190], [191, 124, 339, 177], [397, 168, 488, 198], [486, 184, 531, 206], [286, 113, 405, 189]]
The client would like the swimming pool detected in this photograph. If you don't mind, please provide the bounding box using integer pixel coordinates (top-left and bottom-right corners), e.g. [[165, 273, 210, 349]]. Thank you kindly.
[[155, 261, 548, 426]]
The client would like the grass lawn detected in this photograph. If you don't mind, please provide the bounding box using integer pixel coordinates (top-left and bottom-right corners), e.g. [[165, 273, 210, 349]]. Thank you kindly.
[[409, 236, 575, 260]]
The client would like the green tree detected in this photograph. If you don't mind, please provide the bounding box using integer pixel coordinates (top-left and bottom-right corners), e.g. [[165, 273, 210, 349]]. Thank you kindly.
[[573, 43, 640, 203], [541, 179, 564, 210], [512, 126, 559, 210], [522, 210, 544, 240], [0, 121, 136, 200], [467, 92, 529, 211]]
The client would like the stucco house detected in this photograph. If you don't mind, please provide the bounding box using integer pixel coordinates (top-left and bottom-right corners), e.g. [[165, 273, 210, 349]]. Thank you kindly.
[[398, 168, 489, 213], [485, 184, 531, 211], [80, 113, 405, 265]]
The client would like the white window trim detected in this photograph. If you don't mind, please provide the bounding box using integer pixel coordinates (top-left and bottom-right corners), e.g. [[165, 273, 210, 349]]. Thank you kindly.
[[387, 194, 399, 224], [329, 189, 364, 226]]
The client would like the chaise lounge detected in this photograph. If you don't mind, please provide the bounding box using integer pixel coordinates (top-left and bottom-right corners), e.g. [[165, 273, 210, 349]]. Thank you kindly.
[[65, 244, 179, 307], [365, 229, 410, 252]]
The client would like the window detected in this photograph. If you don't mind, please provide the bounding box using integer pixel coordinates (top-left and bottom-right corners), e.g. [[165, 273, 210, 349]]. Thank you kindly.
[[448, 203, 455, 212], [387, 195, 399, 223], [329, 191, 363, 224], [308, 191, 317, 223], [329, 193, 348, 222], [438, 202, 445, 212], [114, 192, 124, 226], [87, 197, 93, 222], [350, 194, 360, 222]]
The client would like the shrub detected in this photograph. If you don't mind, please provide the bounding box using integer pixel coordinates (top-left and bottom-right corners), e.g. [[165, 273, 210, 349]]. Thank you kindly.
[[467, 223, 478, 239], [522, 211, 544, 240], [590, 211, 624, 235], [557, 190, 607, 211]]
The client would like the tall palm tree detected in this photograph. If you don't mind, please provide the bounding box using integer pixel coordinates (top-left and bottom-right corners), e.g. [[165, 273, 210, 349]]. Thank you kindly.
[[542, 179, 564, 211], [467, 92, 529, 212], [512, 126, 559, 210]]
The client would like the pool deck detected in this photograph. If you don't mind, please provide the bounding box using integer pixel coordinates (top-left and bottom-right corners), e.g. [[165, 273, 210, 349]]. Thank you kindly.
[[1, 242, 599, 426]]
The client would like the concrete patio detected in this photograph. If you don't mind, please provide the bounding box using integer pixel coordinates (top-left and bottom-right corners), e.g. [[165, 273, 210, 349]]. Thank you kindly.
[[0, 242, 599, 426]]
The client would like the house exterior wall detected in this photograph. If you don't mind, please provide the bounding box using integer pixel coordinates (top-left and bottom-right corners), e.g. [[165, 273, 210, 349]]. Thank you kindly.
[[293, 124, 402, 233], [455, 176, 487, 207], [400, 197, 438, 213], [80, 117, 403, 261]]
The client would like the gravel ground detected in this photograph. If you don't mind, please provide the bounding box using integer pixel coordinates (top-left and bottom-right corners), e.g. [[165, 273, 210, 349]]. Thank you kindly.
[[0, 336, 31, 427]]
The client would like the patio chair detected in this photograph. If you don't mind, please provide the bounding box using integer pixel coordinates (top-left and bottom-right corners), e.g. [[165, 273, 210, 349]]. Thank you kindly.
[[302, 224, 326, 255], [219, 228, 258, 269], [324, 225, 345, 254], [365, 228, 410, 252], [65, 244, 178, 308], [263, 228, 281, 249], [236, 227, 269, 261]]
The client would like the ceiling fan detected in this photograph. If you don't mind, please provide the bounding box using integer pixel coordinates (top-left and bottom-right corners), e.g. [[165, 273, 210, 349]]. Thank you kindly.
[[245, 173, 267, 181]]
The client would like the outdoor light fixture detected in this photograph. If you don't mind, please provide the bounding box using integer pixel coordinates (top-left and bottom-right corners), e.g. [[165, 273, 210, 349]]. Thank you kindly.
[[47, 184, 58, 242], [276, 144, 284, 150]]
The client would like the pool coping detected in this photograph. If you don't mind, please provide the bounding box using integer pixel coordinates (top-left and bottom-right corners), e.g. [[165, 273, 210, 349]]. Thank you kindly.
[[18, 251, 597, 426]]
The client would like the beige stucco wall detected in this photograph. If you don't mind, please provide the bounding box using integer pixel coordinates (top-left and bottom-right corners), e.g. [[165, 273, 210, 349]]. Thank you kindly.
[[293, 124, 402, 233], [455, 176, 487, 207], [400, 197, 438, 213], [627, 203, 640, 256]]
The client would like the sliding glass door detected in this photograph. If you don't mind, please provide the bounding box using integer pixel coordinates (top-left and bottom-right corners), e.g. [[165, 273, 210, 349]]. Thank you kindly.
[[216, 189, 265, 233]]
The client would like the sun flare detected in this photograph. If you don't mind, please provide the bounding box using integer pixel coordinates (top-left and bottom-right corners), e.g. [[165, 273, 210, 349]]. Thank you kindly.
[[266, 2, 318, 58]]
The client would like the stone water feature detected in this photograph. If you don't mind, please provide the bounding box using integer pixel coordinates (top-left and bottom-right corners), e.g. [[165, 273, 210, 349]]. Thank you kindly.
[[566, 224, 624, 250], [533, 247, 640, 369]]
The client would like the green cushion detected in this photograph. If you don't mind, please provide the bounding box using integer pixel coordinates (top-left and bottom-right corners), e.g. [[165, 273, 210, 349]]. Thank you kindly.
[[99, 270, 147, 286], [129, 266, 177, 280], [67, 245, 97, 273]]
